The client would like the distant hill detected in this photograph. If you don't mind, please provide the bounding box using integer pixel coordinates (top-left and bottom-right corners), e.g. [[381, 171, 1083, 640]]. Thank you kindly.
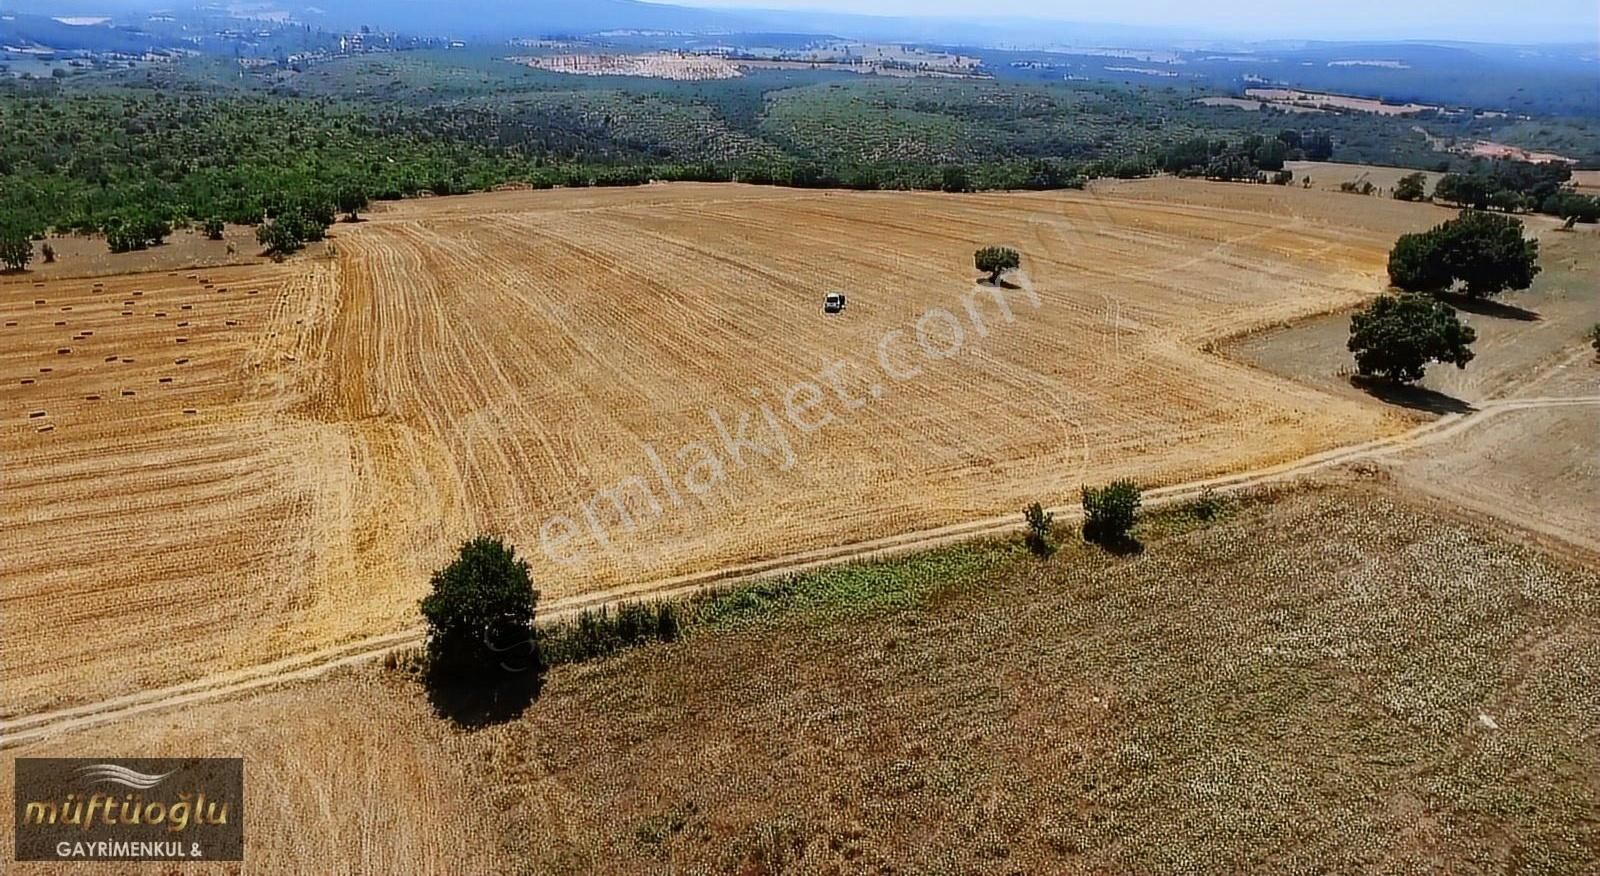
[[275, 0, 753, 38], [0, 12, 175, 55]]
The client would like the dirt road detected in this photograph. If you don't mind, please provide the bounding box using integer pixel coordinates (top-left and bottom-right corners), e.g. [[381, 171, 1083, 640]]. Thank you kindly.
[[6, 392, 1595, 749]]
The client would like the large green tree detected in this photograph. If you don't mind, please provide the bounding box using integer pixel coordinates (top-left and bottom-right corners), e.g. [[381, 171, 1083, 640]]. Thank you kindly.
[[1348, 294, 1476, 384], [1387, 211, 1540, 297], [420, 536, 540, 679], [0, 230, 31, 272], [1393, 172, 1428, 202]]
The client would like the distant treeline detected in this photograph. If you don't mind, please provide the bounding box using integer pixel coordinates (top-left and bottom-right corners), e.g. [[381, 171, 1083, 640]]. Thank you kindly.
[[0, 80, 1592, 255]]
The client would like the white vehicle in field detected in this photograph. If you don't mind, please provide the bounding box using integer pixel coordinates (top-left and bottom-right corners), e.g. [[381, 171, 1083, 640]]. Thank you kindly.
[[824, 292, 847, 314]]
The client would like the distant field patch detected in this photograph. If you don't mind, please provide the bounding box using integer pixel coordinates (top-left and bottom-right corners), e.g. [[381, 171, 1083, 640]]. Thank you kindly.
[[1244, 88, 1439, 116]]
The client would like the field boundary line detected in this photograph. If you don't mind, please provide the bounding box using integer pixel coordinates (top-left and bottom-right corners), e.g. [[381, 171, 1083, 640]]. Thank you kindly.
[[4, 395, 1597, 748]]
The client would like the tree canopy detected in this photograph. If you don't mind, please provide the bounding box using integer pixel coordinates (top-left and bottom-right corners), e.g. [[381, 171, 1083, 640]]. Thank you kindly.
[[974, 246, 1021, 284], [1348, 293, 1476, 384], [1387, 211, 1540, 298], [419, 536, 540, 680], [0, 230, 31, 272]]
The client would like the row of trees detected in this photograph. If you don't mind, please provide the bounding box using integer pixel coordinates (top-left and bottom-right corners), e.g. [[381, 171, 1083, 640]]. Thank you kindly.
[[1155, 130, 1334, 182], [1418, 160, 1600, 223]]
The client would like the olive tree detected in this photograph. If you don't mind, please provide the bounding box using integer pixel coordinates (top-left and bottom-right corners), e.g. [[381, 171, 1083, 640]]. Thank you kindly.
[[974, 246, 1020, 285]]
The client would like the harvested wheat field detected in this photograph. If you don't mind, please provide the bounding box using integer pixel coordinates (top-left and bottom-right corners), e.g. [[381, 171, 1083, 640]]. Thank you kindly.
[[2, 181, 1437, 716]]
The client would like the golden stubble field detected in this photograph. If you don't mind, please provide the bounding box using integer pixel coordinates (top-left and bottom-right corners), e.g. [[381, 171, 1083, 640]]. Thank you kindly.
[[1, 180, 1436, 715]]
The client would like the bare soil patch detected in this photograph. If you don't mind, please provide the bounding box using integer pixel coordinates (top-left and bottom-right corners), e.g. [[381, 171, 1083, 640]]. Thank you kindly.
[[1227, 228, 1600, 409]]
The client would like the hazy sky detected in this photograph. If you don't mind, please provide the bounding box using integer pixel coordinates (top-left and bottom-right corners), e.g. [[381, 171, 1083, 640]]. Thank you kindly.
[[673, 0, 1600, 42]]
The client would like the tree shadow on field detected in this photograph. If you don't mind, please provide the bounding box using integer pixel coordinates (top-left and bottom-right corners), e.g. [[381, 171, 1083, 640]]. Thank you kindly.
[[1351, 376, 1477, 416], [1083, 533, 1145, 557], [1437, 293, 1541, 323], [977, 278, 1023, 290], [424, 659, 545, 729]]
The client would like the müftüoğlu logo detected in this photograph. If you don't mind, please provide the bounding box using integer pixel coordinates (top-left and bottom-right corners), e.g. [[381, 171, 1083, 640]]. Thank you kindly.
[[13, 758, 244, 862]]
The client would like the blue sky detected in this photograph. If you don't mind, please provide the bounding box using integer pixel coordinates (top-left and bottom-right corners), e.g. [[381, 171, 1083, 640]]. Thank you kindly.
[[674, 0, 1600, 43]]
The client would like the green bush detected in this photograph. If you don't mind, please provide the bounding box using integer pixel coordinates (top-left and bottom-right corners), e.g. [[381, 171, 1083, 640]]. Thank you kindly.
[[1190, 487, 1225, 522], [1023, 503, 1055, 556], [541, 601, 681, 666], [1082, 481, 1141, 547]]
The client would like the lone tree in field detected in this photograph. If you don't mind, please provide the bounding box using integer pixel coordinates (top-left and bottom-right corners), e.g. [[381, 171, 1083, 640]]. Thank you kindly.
[[1347, 294, 1476, 384], [1388, 211, 1540, 298], [975, 246, 1020, 285], [419, 536, 542, 721], [0, 230, 32, 272], [203, 217, 225, 241], [1082, 480, 1141, 549], [1393, 172, 1428, 202], [336, 186, 369, 222]]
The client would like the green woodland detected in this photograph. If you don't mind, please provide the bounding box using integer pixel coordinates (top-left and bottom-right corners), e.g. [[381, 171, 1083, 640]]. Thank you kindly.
[[2, 51, 1597, 258]]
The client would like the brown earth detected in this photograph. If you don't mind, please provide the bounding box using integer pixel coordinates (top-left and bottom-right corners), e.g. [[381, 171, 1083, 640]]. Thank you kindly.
[[1227, 226, 1599, 410], [1, 181, 1432, 717], [17, 225, 303, 281]]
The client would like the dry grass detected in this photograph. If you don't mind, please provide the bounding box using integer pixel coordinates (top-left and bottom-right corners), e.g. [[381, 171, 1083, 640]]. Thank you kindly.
[[10, 483, 1599, 873], [1226, 228, 1600, 408], [0, 672, 495, 875], [3, 181, 1436, 716], [510, 53, 743, 81], [1243, 88, 1439, 116]]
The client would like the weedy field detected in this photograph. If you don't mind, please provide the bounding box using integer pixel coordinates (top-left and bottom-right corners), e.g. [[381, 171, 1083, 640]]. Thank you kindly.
[[6, 482, 1598, 873], [0, 180, 1433, 716]]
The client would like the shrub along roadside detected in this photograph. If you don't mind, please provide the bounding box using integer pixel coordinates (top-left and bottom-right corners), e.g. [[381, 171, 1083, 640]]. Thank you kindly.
[[396, 494, 1238, 694]]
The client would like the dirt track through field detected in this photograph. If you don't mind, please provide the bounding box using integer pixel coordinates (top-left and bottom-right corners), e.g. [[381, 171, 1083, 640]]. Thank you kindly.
[[4, 182, 1444, 717], [3, 392, 1596, 748]]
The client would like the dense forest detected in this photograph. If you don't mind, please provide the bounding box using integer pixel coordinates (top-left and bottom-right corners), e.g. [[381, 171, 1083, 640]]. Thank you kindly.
[[1, 52, 1595, 256]]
